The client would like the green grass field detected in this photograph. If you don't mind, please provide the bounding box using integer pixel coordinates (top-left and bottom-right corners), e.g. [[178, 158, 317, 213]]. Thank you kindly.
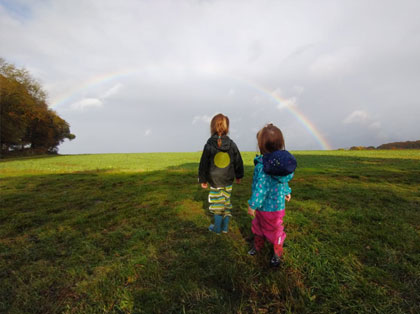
[[1, 151, 419, 313]]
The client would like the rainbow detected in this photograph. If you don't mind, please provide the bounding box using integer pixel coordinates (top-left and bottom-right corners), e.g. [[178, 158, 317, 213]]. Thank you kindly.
[[50, 69, 332, 150], [50, 68, 135, 108], [236, 79, 332, 150], [281, 103, 332, 150]]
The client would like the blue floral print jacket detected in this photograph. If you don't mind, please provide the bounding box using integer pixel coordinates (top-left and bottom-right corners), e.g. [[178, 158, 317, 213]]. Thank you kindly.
[[248, 155, 294, 212]]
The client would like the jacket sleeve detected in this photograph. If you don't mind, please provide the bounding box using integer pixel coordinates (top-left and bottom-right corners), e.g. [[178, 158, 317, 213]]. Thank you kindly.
[[248, 164, 269, 210], [283, 182, 292, 195], [232, 143, 244, 179], [198, 144, 210, 183], [279, 172, 294, 195]]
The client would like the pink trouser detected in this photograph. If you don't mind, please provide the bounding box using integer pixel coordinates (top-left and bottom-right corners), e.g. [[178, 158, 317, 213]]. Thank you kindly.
[[252, 210, 286, 256]]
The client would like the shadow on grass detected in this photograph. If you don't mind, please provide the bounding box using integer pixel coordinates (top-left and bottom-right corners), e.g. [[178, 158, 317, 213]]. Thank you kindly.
[[1, 154, 419, 313], [1, 166, 265, 313], [0, 153, 62, 162]]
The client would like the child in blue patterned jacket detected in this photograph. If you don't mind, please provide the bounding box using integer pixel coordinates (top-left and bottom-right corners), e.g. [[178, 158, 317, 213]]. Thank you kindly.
[[247, 124, 297, 267]]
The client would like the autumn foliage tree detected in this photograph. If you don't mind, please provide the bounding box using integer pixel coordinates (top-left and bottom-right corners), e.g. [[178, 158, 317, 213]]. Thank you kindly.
[[377, 140, 420, 150], [0, 58, 75, 156]]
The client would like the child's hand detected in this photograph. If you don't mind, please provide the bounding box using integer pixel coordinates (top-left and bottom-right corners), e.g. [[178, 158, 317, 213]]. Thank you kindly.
[[236, 178, 241, 184], [248, 205, 255, 217], [285, 194, 291, 202], [201, 183, 208, 189]]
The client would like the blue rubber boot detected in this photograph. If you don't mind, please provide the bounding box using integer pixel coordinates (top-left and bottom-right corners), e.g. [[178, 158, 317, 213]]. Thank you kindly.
[[222, 216, 230, 233], [213, 215, 223, 234]]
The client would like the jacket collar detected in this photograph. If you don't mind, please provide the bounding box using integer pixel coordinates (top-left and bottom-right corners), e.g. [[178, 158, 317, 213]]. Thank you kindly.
[[253, 154, 263, 165]]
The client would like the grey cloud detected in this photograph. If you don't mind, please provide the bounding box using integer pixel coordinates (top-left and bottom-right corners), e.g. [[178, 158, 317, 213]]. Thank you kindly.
[[1, 0, 419, 153]]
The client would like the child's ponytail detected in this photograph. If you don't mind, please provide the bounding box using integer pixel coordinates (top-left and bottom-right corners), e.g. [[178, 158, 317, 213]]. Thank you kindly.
[[210, 114, 230, 147]]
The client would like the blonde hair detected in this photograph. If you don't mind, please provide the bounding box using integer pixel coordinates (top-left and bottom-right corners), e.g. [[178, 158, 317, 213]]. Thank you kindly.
[[257, 123, 285, 154], [210, 113, 229, 147]]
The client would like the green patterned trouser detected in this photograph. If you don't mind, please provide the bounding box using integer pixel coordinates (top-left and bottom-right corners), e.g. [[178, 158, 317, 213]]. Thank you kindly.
[[208, 185, 233, 216]]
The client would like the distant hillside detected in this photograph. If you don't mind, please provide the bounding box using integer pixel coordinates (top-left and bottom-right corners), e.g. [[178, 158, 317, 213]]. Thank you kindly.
[[377, 140, 420, 150], [349, 140, 420, 150]]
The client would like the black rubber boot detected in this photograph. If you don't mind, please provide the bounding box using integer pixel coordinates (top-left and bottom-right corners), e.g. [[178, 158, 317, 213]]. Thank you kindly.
[[270, 254, 281, 267], [248, 247, 258, 256]]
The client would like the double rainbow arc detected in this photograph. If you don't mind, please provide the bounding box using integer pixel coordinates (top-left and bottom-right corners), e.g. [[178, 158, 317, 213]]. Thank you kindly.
[[51, 69, 332, 150]]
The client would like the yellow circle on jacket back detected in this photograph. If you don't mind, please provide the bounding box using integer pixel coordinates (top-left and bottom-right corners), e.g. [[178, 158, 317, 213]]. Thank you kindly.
[[214, 152, 230, 168]]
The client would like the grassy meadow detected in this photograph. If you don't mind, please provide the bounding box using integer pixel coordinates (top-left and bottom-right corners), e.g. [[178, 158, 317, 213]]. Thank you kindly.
[[1, 150, 419, 313]]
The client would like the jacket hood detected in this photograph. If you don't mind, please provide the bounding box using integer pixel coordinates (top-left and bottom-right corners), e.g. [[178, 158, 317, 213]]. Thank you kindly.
[[262, 150, 297, 177], [207, 134, 232, 152]]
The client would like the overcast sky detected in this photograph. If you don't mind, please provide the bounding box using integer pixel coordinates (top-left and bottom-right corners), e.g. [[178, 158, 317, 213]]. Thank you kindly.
[[1, 0, 419, 153]]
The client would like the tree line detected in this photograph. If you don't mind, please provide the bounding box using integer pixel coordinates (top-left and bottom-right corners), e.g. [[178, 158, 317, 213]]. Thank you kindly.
[[0, 58, 75, 157], [349, 140, 420, 150]]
